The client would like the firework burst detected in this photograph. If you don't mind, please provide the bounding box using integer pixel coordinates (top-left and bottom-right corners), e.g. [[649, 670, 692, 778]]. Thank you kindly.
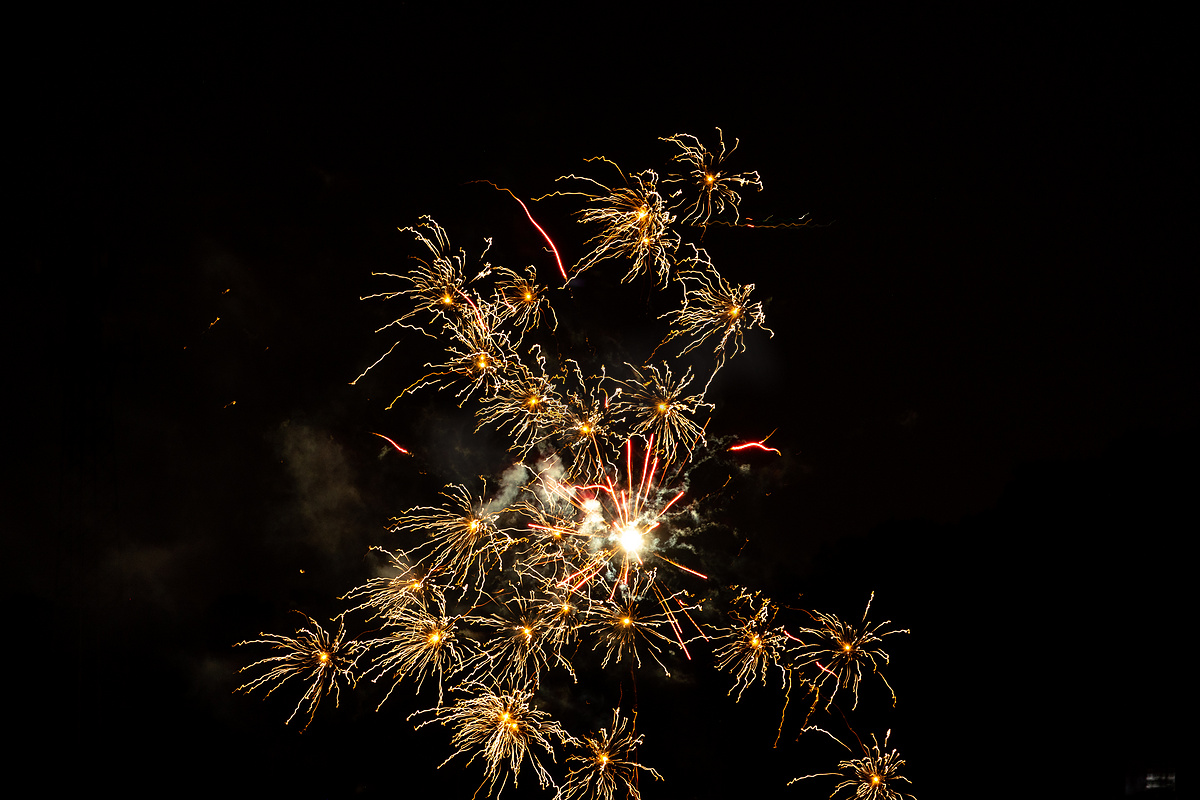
[[390, 298, 518, 407], [611, 362, 712, 467], [235, 612, 362, 729], [657, 246, 773, 388], [369, 595, 468, 707], [559, 709, 662, 800], [389, 483, 515, 589], [341, 547, 445, 622], [357, 215, 489, 351], [584, 572, 692, 676], [543, 158, 680, 286], [791, 592, 909, 710], [419, 681, 570, 798], [554, 361, 622, 482], [710, 589, 791, 701], [475, 346, 566, 457], [661, 128, 762, 225], [526, 438, 699, 599], [466, 590, 563, 689], [493, 264, 557, 333], [791, 730, 916, 800]]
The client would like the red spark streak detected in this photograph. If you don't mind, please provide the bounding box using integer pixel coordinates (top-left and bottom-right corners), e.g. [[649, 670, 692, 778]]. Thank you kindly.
[[474, 181, 568, 284], [729, 440, 781, 455], [370, 432, 410, 455], [653, 553, 707, 580]]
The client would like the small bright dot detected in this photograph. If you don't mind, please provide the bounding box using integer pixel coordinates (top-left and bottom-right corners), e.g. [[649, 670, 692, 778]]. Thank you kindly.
[[429, 632, 441, 644], [844, 643, 852, 652], [318, 651, 329, 663], [622, 617, 631, 627], [871, 776, 881, 784], [524, 291, 532, 301], [705, 174, 714, 183], [657, 402, 668, 413]]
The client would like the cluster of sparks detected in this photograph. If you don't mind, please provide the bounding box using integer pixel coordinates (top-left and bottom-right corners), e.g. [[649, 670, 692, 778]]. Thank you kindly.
[[790, 730, 916, 800], [236, 131, 916, 798]]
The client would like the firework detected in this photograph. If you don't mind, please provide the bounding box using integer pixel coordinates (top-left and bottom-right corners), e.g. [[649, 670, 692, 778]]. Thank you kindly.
[[493, 264, 558, 333], [360, 216, 483, 335], [475, 346, 567, 457], [369, 595, 468, 707], [611, 362, 712, 467], [584, 572, 690, 676], [531, 586, 586, 658], [661, 128, 762, 225], [389, 483, 514, 589], [235, 612, 362, 729], [526, 438, 698, 598], [341, 547, 445, 621], [791, 593, 909, 710], [657, 246, 773, 388], [389, 297, 518, 408], [554, 361, 622, 482], [710, 589, 791, 702], [240, 133, 918, 796], [418, 681, 570, 798], [511, 488, 593, 586], [466, 590, 563, 689], [791, 730, 916, 800], [559, 709, 662, 800], [542, 158, 680, 286]]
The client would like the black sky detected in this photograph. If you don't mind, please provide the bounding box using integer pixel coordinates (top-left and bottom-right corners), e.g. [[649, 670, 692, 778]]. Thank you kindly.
[[13, 7, 1193, 799]]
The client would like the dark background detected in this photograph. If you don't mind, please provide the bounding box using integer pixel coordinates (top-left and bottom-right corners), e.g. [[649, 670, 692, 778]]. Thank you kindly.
[[13, 6, 1192, 798]]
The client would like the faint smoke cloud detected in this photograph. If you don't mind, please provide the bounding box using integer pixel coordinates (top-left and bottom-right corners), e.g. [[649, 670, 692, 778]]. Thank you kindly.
[[280, 421, 367, 556]]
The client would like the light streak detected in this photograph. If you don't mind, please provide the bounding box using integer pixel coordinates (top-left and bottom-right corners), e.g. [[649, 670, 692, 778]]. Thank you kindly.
[[471, 180, 569, 284], [370, 431, 410, 455], [730, 439, 781, 455]]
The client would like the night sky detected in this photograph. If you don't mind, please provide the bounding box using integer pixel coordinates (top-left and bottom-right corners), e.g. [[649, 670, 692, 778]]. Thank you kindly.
[[14, 8, 1192, 799]]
